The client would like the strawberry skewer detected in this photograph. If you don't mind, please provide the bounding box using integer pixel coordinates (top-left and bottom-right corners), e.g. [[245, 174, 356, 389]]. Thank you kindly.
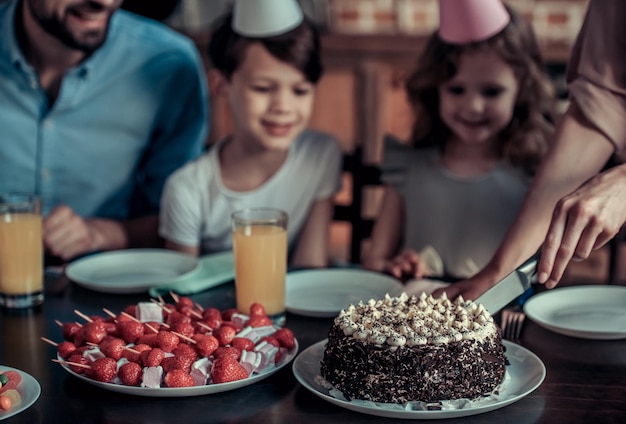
[[74, 309, 93, 323]]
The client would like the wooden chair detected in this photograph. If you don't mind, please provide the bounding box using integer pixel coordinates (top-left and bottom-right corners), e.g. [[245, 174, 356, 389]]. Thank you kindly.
[[333, 147, 382, 264]]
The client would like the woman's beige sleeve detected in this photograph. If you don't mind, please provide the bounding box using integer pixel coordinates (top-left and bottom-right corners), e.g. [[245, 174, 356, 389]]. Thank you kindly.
[[567, 0, 626, 150]]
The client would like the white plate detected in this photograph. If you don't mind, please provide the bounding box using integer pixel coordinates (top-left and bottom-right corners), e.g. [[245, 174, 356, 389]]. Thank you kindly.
[[65, 249, 200, 294], [293, 340, 545, 419], [0, 365, 41, 421], [286, 269, 404, 318], [57, 341, 298, 397], [524, 285, 626, 340]]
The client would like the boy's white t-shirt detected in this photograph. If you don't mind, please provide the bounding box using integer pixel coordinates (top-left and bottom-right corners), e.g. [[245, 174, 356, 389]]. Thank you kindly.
[[159, 129, 343, 255]]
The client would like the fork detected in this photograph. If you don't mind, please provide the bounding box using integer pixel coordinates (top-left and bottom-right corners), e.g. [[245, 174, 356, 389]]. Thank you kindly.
[[501, 306, 526, 340]]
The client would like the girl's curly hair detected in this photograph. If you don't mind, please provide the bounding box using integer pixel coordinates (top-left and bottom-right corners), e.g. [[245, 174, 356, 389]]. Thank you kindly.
[[405, 5, 556, 175]]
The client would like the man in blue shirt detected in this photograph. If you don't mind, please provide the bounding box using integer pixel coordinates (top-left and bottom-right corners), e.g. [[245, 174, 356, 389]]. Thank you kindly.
[[0, 0, 209, 262]]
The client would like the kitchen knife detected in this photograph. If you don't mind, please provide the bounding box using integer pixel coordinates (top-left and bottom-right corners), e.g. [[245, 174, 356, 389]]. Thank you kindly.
[[475, 252, 539, 314]]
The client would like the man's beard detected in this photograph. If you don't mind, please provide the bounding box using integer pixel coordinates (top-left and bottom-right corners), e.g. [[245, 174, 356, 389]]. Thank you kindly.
[[27, 1, 111, 54]]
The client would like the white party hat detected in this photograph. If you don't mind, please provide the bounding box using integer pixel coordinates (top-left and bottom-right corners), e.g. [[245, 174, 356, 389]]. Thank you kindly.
[[438, 0, 510, 44], [233, 0, 304, 37]]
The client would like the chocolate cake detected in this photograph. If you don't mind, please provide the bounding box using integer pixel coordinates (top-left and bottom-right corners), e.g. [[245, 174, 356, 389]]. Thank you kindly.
[[319, 292, 506, 404]]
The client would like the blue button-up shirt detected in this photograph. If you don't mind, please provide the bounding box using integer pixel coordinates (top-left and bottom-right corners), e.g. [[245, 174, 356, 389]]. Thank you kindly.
[[0, 0, 209, 219]]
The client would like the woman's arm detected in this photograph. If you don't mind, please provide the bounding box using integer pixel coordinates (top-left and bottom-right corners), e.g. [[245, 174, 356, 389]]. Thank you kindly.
[[438, 102, 615, 300]]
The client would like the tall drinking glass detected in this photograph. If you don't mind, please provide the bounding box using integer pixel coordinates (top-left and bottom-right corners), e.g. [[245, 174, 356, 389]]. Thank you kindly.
[[0, 193, 44, 308], [232, 208, 288, 326]]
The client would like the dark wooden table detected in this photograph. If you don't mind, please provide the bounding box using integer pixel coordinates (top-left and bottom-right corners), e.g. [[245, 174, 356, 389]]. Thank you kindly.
[[1, 273, 626, 423]]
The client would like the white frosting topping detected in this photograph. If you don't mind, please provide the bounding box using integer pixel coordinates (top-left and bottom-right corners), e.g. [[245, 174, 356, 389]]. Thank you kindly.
[[335, 292, 497, 347]]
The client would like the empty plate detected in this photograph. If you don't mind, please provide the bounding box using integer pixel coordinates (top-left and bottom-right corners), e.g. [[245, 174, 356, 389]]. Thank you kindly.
[[285, 268, 404, 318], [65, 249, 200, 294], [524, 285, 626, 339]]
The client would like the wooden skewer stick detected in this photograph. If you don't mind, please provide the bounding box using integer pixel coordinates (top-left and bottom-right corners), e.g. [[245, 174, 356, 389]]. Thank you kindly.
[[194, 302, 204, 312], [41, 336, 59, 347], [102, 308, 117, 319], [74, 309, 93, 323], [195, 322, 213, 332], [121, 311, 140, 323], [52, 358, 91, 370], [56, 319, 83, 327], [124, 346, 140, 354], [150, 298, 173, 314], [171, 331, 196, 344], [144, 323, 159, 334], [169, 291, 179, 303]]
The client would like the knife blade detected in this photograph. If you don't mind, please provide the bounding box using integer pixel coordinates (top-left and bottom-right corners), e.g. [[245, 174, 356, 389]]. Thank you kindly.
[[475, 251, 539, 314]]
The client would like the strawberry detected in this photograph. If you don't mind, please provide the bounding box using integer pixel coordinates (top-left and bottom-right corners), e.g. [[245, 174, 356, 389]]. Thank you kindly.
[[211, 356, 249, 383], [99, 337, 126, 360], [164, 369, 195, 388], [66, 354, 90, 374], [166, 311, 191, 326], [172, 343, 198, 361], [231, 337, 254, 352], [156, 331, 180, 353], [249, 303, 266, 317], [123, 304, 137, 318], [118, 362, 142, 386], [142, 321, 162, 334], [136, 333, 158, 347], [115, 313, 134, 323], [121, 343, 151, 363], [73, 346, 92, 356], [200, 316, 222, 331], [248, 315, 272, 328], [194, 335, 219, 357], [221, 308, 238, 321], [140, 348, 165, 368], [213, 346, 241, 360], [273, 328, 296, 349], [202, 307, 222, 321], [61, 322, 82, 342], [214, 326, 236, 346], [170, 321, 194, 338], [82, 322, 107, 344], [162, 355, 193, 373], [175, 296, 195, 313], [257, 336, 280, 348], [220, 321, 243, 333], [118, 321, 144, 344], [57, 341, 76, 359], [87, 357, 117, 383]]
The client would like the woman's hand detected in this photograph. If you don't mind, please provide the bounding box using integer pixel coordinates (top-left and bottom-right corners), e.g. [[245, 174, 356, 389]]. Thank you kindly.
[[538, 163, 626, 288]]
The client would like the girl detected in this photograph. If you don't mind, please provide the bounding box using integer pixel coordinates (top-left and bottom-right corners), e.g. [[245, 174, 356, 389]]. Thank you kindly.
[[159, 5, 342, 267], [362, 1, 556, 281]]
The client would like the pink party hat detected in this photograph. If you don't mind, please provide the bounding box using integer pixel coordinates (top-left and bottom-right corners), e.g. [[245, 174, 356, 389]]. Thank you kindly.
[[438, 0, 510, 44], [233, 0, 304, 37]]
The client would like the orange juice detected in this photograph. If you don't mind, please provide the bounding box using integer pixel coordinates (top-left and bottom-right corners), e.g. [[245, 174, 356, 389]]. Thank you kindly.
[[233, 224, 287, 316], [0, 213, 43, 296]]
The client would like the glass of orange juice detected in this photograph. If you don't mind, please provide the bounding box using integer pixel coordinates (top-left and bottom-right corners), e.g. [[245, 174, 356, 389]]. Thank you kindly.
[[0, 193, 44, 309], [232, 208, 288, 326]]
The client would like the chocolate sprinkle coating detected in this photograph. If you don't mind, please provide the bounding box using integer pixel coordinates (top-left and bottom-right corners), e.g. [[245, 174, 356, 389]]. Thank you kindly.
[[319, 294, 506, 404]]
